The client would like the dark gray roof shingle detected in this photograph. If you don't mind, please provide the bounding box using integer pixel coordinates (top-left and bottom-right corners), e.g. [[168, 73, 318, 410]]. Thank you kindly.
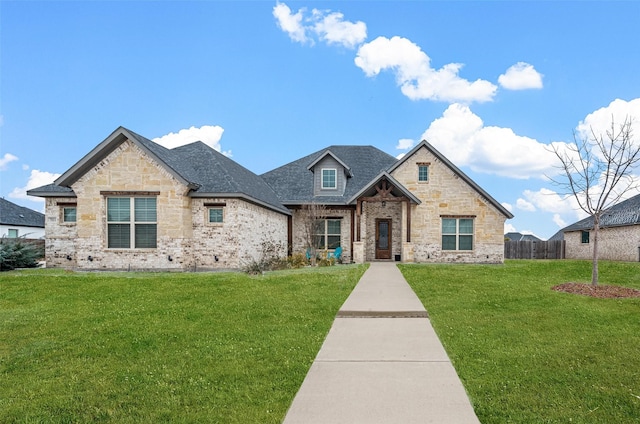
[[0, 197, 45, 228], [560, 193, 640, 232], [261, 145, 398, 204]]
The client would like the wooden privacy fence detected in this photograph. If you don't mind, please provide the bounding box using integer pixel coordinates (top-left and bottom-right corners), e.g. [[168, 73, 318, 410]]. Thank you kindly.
[[504, 240, 565, 259]]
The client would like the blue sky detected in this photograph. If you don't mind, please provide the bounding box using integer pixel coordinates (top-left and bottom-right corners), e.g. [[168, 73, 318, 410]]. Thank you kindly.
[[2, 1, 640, 239]]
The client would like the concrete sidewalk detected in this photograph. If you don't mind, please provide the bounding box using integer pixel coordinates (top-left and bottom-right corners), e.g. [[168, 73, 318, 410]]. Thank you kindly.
[[282, 262, 480, 424]]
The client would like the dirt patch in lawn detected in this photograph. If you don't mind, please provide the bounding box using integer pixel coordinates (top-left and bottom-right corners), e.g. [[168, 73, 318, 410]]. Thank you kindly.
[[552, 282, 640, 299]]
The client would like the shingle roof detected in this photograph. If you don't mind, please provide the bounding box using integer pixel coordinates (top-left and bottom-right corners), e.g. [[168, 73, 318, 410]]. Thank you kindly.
[[261, 145, 398, 204], [28, 127, 289, 215], [505, 232, 542, 242], [560, 193, 640, 233], [0, 197, 45, 228]]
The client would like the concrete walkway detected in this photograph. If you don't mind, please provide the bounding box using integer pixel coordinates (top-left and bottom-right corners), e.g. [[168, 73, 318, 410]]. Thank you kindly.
[[282, 262, 480, 424]]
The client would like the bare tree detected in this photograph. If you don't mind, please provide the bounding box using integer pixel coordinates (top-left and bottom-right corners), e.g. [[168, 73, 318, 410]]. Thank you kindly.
[[549, 116, 640, 285], [300, 202, 327, 266]]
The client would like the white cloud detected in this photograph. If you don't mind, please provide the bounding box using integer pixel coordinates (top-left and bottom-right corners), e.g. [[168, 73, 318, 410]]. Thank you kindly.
[[553, 214, 567, 228], [0, 153, 18, 170], [355, 36, 497, 103], [498, 62, 543, 90], [22, 164, 30, 170], [274, 3, 366, 49], [516, 198, 536, 212], [152, 125, 230, 156], [576, 98, 640, 143], [10, 169, 61, 201], [501, 202, 513, 212], [273, 2, 309, 44], [421, 103, 568, 179], [521, 188, 580, 215], [396, 138, 415, 150], [504, 222, 516, 234], [313, 10, 366, 49]]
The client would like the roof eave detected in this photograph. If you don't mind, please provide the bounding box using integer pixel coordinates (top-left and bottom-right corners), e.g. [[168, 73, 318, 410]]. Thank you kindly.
[[389, 140, 514, 219], [347, 171, 422, 205], [189, 192, 291, 216], [54, 127, 193, 189]]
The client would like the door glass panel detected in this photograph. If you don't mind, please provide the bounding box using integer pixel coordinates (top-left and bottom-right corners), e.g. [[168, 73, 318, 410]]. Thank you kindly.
[[379, 222, 388, 249]]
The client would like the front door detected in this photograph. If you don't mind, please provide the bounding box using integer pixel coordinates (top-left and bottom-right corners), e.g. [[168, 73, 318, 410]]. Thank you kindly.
[[375, 219, 392, 259]]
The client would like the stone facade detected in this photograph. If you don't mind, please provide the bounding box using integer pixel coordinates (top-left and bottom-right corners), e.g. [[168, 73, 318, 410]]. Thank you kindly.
[[192, 198, 287, 269], [290, 208, 353, 263], [565, 226, 640, 262], [44, 140, 287, 270], [390, 145, 507, 264]]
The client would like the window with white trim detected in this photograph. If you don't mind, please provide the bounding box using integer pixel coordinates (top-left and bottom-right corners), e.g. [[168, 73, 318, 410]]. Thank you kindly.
[[321, 168, 337, 189], [442, 218, 474, 251], [314, 219, 341, 250], [581, 230, 590, 244], [107, 197, 157, 249]]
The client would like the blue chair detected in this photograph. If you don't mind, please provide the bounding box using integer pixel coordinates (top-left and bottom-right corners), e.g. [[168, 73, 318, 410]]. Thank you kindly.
[[329, 246, 342, 261]]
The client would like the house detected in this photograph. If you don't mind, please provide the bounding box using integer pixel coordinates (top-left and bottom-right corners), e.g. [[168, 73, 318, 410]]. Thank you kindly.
[[0, 197, 45, 239], [28, 126, 513, 270], [553, 193, 640, 262], [504, 232, 542, 242]]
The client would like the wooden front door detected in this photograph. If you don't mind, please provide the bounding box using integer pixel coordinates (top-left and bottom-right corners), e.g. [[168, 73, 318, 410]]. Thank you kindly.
[[375, 219, 392, 259]]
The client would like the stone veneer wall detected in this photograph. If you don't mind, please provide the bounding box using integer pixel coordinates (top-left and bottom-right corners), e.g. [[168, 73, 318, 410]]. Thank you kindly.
[[67, 140, 193, 270], [390, 146, 507, 263], [361, 201, 403, 261], [44, 139, 289, 271], [565, 226, 640, 262], [290, 208, 353, 263], [44, 197, 79, 268], [191, 198, 288, 270]]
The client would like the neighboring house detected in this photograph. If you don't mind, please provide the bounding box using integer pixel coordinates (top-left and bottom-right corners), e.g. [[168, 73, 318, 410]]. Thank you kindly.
[[28, 126, 513, 270], [504, 232, 542, 242], [554, 193, 640, 262], [0, 197, 45, 239]]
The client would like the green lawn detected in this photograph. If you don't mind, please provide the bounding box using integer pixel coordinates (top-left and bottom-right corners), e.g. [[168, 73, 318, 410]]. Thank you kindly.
[[0, 265, 366, 423], [400, 260, 640, 424]]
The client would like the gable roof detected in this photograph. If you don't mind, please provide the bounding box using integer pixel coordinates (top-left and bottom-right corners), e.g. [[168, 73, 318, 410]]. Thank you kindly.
[[0, 197, 45, 228], [261, 145, 398, 205], [390, 140, 514, 219], [347, 171, 421, 205], [306, 150, 353, 177], [560, 192, 640, 233], [28, 127, 289, 215]]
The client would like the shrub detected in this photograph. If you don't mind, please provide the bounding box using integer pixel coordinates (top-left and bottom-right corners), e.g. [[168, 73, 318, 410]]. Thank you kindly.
[[243, 240, 287, 275], [0, 237, 44, 271], [287, 253, 308, 269]]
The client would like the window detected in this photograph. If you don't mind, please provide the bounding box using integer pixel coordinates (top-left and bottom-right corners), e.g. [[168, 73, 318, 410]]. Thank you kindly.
[[107, 197, 157, 249], [442, 218, 474, 250], [63, 207, 77, 223], [418, 164, 429, 182], [321, 169, 337, 189], [581, 230, 590, 244], [208, 207, 223, 223], [7, 228, 18, 238], [314, 219, 341, 250]]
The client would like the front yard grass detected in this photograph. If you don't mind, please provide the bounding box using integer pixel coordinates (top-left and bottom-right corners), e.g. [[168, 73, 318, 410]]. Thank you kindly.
[[400, 260, 640, 423], [0, 265, 366, 423]]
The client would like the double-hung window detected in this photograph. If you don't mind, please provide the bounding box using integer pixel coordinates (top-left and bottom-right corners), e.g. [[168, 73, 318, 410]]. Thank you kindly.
[[107, 197, 157, 248], [442, 217, 474, 251], [321, 169, 337, 189], [314, 219, 341, 250], [418, 164, 429, 182]]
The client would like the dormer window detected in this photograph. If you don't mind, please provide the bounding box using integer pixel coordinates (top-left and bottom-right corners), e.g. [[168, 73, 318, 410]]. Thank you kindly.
[[321, 168, 337, 189]]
